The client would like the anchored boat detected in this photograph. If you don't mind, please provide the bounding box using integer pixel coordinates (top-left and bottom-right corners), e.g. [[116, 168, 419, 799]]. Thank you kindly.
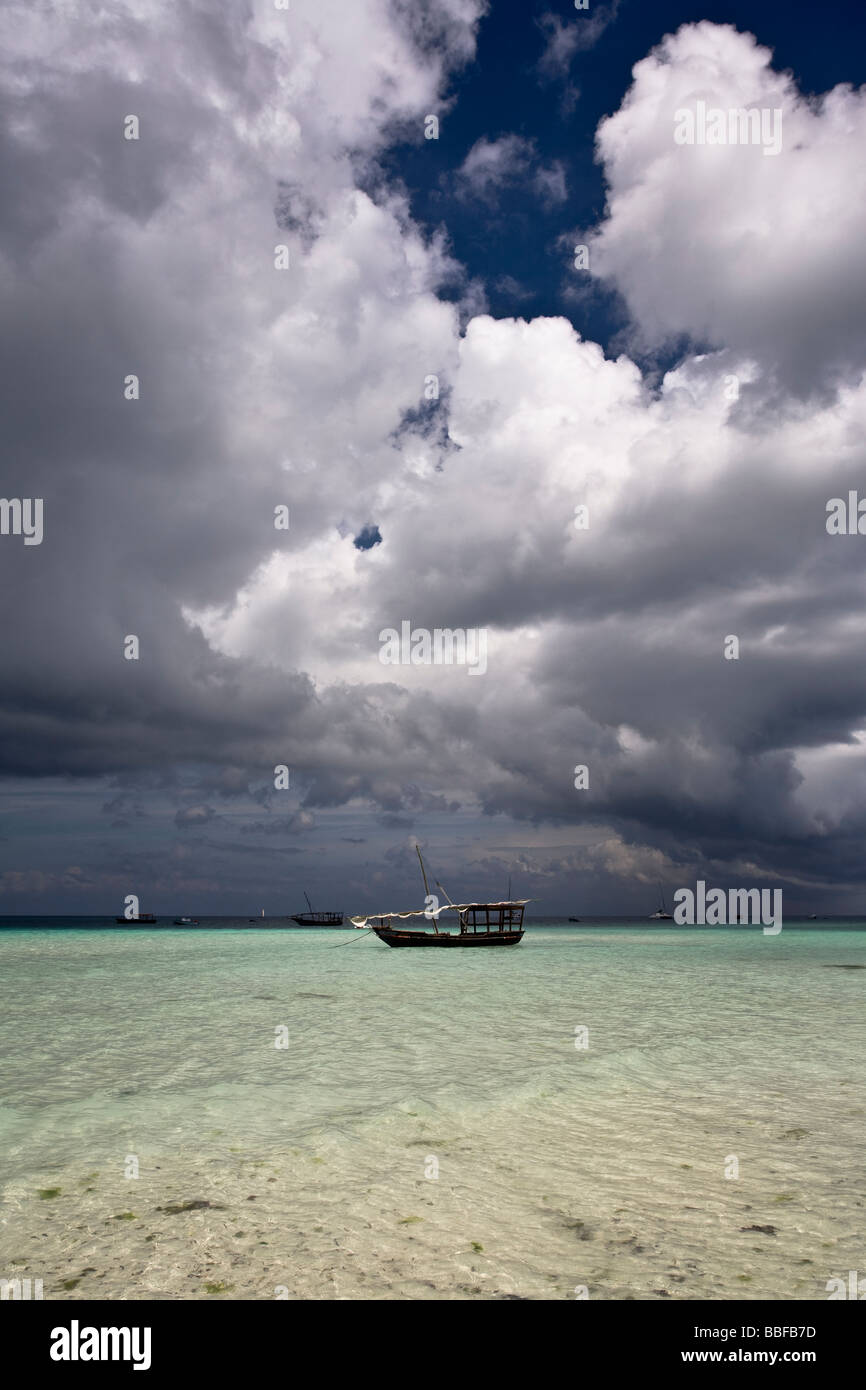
[[291, 892, 344, 927], [350, 848, 527, 947], [354, 900, 527, 947], [649, 884, 673, 921]]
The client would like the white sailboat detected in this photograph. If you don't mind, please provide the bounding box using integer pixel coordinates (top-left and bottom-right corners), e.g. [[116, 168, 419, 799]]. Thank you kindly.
[[649, 884, 673, 920]]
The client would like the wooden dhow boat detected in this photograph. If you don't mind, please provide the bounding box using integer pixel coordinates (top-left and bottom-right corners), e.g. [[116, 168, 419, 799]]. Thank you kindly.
[[350, 849, 527, 947], [290, 892, 344, 927]]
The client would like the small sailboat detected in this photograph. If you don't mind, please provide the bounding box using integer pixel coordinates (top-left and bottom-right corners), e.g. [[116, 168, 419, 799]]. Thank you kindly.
[[649, 884, 673, 921], [291, 892, 344, 926], [351, 849, 527, 948]]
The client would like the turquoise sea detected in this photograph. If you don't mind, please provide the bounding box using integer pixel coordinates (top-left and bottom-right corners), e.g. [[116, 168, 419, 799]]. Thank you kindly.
[[0, 919, 863, 1300]]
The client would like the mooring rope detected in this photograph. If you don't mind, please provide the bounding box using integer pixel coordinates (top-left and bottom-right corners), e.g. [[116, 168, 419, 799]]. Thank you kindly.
[[330, 928, 374, 947]]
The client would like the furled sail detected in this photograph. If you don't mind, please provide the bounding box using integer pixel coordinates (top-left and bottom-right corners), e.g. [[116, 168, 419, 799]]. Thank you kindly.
[[350, 900, 529, 928]]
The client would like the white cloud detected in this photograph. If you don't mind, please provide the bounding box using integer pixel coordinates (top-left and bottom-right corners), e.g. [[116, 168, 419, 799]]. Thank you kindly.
[[537, 3, 621, 80], [455, 134, 567, 205], [587, 21, 866, 391]]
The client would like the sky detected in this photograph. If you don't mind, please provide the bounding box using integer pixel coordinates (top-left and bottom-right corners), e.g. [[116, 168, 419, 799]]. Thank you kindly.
[[1, 0, 866, 917]]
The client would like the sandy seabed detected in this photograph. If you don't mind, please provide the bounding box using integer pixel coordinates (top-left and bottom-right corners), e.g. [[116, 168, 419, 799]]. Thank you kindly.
[[2, 1087, 862, 1301]]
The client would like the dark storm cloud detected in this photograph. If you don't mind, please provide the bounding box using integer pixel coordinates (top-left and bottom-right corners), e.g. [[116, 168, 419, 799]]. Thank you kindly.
[[241, 813, 314, 835]]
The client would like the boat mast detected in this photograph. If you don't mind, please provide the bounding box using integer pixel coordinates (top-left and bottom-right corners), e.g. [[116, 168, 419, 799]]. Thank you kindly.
[[415, 845, 439, 934], [304, 891, 314, 914], [415, 847, 430, 896], [436, 877, 465, 934]]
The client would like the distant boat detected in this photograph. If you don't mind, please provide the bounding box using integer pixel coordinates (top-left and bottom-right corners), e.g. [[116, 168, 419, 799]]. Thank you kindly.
[[291, 892, 344, 927], [568, 916, 581, 922], [649, 885, 673, 921], [115, 912, 157, 924], [173, 917, 198, 925], [350, 847, 527, 948]]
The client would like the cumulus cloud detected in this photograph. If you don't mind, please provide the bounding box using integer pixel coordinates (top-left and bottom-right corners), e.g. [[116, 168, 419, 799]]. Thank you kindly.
[[587, 22, 866, 393]]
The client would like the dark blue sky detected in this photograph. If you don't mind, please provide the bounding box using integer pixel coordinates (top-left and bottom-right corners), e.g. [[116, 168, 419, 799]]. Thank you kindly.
[[384, 0, 866, 355]]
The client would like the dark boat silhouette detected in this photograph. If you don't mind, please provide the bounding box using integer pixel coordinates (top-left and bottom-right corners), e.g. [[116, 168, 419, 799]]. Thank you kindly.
[[649, 884, 673, 920], [351, 848, 526, 948], [291, 892, 344, 927]]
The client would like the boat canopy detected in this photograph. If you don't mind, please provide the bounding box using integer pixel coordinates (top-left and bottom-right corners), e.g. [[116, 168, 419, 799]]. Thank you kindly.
[[350, 900, 529, 928]]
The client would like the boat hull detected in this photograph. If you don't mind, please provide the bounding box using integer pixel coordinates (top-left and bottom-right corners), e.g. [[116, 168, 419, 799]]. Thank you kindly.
[[290, 913, 344, 926], [373, 927, 524, 948]]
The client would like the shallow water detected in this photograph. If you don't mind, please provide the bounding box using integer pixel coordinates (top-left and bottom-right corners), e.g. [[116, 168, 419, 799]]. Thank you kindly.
[[1, 920, 863, 1299]]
